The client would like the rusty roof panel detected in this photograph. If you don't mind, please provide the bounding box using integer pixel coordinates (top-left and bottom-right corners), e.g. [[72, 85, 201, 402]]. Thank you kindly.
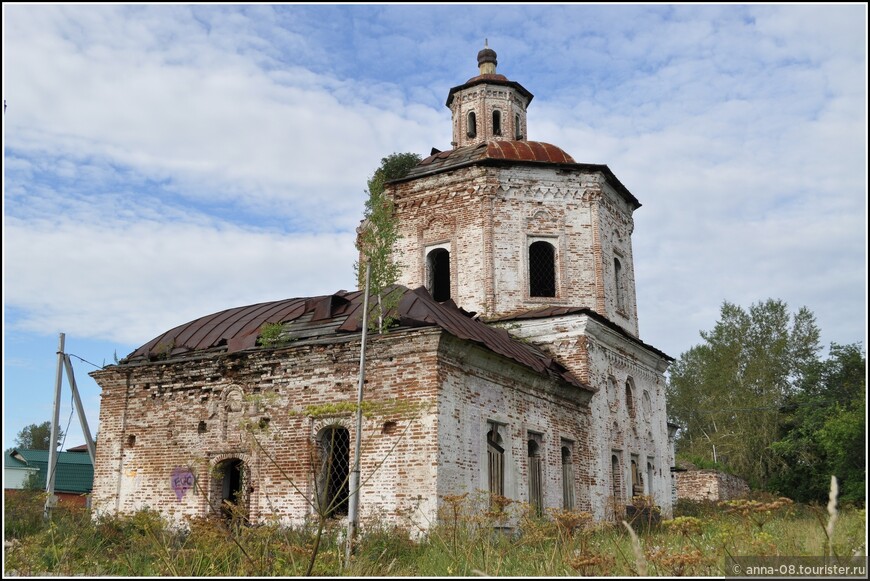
[[405, 140, 576, 181], [122, 286, 590, 391], [398, 141, 638, 209]]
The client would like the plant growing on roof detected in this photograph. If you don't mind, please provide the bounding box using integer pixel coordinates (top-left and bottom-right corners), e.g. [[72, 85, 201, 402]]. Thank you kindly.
[[355, 152, 421, 334], [257, 322, 286, 347]]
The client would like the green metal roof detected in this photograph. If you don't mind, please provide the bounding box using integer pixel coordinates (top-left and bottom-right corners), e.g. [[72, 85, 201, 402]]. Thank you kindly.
[[4, 450, 35, 470], [10, 449, 93, 494]]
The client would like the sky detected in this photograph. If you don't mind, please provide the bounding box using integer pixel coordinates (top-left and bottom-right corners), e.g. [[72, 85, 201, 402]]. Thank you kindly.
[[3, 4, 867, 450]]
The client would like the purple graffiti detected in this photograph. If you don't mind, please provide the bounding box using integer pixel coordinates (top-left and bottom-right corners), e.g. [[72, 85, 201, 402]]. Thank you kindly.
[[171, 467, 195, 502]]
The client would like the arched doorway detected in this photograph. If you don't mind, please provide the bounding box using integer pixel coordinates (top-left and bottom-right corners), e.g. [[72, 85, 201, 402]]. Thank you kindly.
[[215, 458, 246, 520]]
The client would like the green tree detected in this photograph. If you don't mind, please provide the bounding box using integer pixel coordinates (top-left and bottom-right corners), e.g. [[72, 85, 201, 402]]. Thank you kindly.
[[15, 421, 63, 450], [667, 299, 821, 488], [355, 152, 421, 332], [769, 343, 866, 505]]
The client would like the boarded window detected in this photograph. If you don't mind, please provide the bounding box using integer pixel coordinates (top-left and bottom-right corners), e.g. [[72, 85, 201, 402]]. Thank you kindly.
[[529, 241, 556, 297], [631, 457, 641, 497], [317, 426, 350, 517], [611, 453, 623, 502], [467, 111, 477, 138], [631, 454, 646, 496], [493, 110, 502, 136], [625, 379, 636, 419], [528, 436, 543, 516], [561, 444, 575, 510], [646, 458, 655, 496], [487, 424, 504, 498], [614, 257, 625, 311], [427, 248, 451, 302]]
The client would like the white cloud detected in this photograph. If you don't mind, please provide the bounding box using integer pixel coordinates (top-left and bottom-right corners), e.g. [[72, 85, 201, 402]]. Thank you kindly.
[[4, 5, 441, 234], [3, 4, 865, 363], [5, 211, 358, 345]]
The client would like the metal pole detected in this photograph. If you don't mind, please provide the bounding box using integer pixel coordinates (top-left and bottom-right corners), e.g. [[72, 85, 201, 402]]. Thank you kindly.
[[44, 333, 65, 519], [345, 261, 371, 564], [64, 355, 97, 465]]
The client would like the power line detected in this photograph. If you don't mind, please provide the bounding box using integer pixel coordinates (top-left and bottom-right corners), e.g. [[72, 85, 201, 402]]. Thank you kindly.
[[67, 353, 102, 369]]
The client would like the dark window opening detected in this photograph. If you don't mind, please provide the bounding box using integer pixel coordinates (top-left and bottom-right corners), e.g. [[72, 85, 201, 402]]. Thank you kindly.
[[515, 113, 523, 140], [493, 110, 502, 136], [198, 421, 207, 434], [317, 426, 350, 517], [528, 438, 543, 516], [126, 434, 136, 447], [427, 248, 451, 302], [529, 241, 556, 297], [467, 111, 477, 138]]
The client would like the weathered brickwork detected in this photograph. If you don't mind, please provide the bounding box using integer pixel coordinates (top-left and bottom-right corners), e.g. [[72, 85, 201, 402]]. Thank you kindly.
[[435, 334, 595, 515], [494, 314, 673, 519], [390, 164, 639, 335], [91, 326, 595, 530], [676, 470, 750, 502], [92, 329, 444, 527]]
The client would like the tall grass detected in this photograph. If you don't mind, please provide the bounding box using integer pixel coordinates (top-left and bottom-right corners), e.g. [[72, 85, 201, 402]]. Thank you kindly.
[[5, 489, 866, 576]]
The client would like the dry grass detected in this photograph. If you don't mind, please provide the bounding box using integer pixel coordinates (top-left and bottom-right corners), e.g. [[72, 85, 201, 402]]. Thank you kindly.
[[4, 485, 866, 577]]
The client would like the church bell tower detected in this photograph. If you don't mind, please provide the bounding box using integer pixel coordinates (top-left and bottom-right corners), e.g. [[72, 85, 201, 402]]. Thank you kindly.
[[383, 45, 643, 337]]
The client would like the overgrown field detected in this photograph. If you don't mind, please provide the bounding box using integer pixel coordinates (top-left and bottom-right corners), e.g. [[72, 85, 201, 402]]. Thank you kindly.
[[4, 491, 865, 576]]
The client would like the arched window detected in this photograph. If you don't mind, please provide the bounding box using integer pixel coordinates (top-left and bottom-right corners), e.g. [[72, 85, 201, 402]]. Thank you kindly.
[[614, 257, 625, 312], [492, 110, 502, 136], [467, 111, 477, 138], [317, 426, 350, 517], [529, 241, 556, 297], [427, 248, 451, 302], [487, 423, 505, 499], [642, 390, 652, 418], [625, 378, 636, 419], [611, 453, 622, 502], [515, 113, 523, 140], [528, 437, 543, 516], [561, 444, 575, 510]]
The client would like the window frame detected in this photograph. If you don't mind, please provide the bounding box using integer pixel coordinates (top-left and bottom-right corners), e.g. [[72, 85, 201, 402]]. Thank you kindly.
[[526, 236, 560, 300], [425, 243, 452, 302]]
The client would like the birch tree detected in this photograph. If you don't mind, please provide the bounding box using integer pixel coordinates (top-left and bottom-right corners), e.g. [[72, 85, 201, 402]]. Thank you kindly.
[[355, 152, 420, 333]]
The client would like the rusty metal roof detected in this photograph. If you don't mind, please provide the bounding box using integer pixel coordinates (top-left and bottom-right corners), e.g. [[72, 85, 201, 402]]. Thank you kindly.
[[488, 306, 673, 362], [122, 286, 589, 391], [405, 140, 574, 178], [486, 140, 575, 163], [397, 141, 640, 210]]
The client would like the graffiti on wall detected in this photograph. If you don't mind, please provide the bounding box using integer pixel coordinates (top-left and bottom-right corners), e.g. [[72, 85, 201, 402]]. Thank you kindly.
[[171, 467, 195, 502]]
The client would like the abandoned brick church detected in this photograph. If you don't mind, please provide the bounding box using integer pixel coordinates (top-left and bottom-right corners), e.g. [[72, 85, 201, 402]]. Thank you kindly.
[[90, 46, 675, 529]]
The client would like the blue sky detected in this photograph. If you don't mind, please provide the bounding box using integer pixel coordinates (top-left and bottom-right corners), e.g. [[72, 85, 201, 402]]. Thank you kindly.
[[3, 4, 867, 450]]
